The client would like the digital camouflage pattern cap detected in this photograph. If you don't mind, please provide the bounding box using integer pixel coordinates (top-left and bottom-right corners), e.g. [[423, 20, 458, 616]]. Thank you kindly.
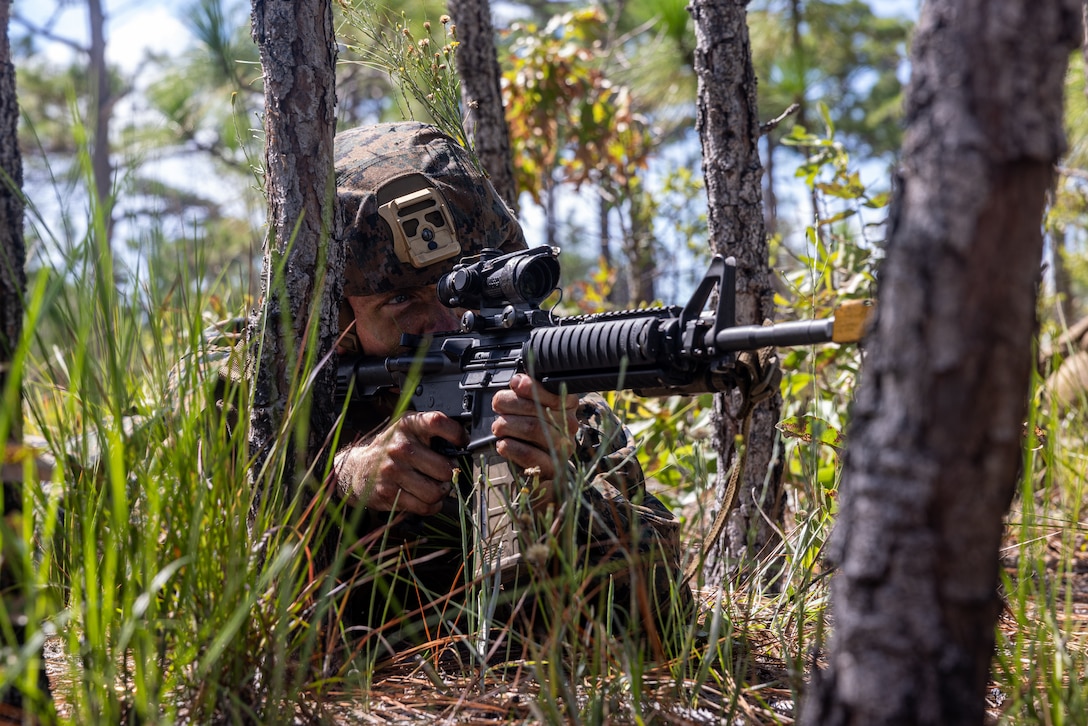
[[336, 122, 526, 297]]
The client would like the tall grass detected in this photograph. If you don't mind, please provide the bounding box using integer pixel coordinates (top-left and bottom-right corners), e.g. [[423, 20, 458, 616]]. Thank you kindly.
[[991, 346, 1088, 724], [4, 126, 1088, 726], [0, 135, 695, 722], [1, 132, 356, 721]]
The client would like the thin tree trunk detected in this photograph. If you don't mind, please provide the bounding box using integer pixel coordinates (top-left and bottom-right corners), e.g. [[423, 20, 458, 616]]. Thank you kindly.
[[248, 0, 341, 485], [87, 0, 113, 242], [763, 133, 778, 239], [788, 0, 807, 129], [0, 0, 21, 405], [624, 191, 656, 305], [1052, 227, 1074, 324], [599, 188, 611, 269], [0, 0, 23, 477], [544, 169, 557, 248], [690, 0, 784, 583], [1, 0, 51, 714], [803, 1, 1079, 723], [447, 0, 519, 212]]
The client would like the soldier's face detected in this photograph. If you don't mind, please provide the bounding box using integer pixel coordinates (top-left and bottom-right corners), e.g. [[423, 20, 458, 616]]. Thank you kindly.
[[347, 286, 461, 356]]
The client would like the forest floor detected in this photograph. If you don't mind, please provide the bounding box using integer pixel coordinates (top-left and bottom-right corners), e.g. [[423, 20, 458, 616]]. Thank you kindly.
[[36, 524, 1088, 723]]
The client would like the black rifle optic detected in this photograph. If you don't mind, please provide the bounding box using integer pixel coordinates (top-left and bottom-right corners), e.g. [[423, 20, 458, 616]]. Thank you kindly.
[[335, 245, 867, 580]]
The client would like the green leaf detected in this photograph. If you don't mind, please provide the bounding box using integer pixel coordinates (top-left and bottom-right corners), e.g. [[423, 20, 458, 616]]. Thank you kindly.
[[776, 415, 845, 451]]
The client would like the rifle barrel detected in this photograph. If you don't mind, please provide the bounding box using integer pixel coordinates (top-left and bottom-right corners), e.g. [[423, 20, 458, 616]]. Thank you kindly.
[[714, 319, 835, 351]]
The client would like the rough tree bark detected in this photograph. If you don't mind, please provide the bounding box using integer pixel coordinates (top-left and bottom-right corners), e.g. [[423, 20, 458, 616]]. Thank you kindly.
[[0, 0, 23, 493], [689, 0, 785, 583], [803, 1, 1080, 724], [447, 0, 519, 212], [0, 0, 22, 413], [1, 0, 52, 714], [248, 0, 341, 483]]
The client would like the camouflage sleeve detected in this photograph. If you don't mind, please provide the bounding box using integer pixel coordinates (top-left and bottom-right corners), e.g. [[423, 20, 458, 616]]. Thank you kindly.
[[564, 393, 694, 636], [569, 393, 682, 558]]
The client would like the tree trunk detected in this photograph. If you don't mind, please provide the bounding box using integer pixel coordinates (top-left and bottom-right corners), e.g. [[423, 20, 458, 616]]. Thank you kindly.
[[0, 0, 22, 406], [87, 0, 114, 242], [544, 169, 557, 248], [623, 190, 657, 305], [787, 0, 807, 130], [248, 0, 341, 485], [447, 0, 519, 212], [803, 1, 1079, 724], [1, 0, 51, 714], [1051, 227, 1074, 324], [690, 0, 784, 583], [763, 133, 779, 239], [599, 188, 611, 268]]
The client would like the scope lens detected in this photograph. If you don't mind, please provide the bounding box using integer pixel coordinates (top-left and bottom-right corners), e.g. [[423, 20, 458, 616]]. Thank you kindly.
[[435, 269, 465, 308], [504, 255, 560, 304]]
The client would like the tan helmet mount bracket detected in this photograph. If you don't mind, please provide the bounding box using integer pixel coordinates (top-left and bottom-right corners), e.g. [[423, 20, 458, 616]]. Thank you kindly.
[[378, 184, 462, 269]]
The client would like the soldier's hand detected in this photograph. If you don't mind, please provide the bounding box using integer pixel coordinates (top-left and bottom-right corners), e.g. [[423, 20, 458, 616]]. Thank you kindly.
[[491, 373, 580, 481], [333, 411, 468, 516], [736, 344, 781, 415]]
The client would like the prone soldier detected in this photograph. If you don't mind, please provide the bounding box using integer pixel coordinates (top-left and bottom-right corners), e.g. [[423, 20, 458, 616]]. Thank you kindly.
[[327, 122, 697, 650]]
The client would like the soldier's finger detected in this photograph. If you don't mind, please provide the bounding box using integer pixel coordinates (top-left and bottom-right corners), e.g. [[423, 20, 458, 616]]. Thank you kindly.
[[396, 473, 453, 509], [371, 481, 445, 516], [384, 432, 458, 483], [495, 437, 557, 480], [401, 410, 468, 447], [494, 389, 577, 436], [493, 415, 574, 464], [510, 373, 577, 410], [491, 413, 543, 445]]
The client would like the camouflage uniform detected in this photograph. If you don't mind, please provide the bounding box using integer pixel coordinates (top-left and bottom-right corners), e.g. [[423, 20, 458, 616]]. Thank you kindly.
[[337, 389, 692, 644], [331, 123, 692, 644]]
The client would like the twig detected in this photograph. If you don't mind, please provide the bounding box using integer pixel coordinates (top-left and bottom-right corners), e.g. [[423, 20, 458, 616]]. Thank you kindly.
[[760, 103, 801, 135], [11, 12, 89, 55]]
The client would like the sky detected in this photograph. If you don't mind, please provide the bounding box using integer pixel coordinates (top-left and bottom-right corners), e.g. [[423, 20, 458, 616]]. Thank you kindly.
[[14, 0, 921, 75], [13, 0, 191, 71]]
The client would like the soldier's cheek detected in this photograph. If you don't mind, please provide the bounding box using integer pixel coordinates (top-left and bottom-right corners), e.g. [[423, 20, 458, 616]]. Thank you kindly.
[[396, 308, 455, 337]]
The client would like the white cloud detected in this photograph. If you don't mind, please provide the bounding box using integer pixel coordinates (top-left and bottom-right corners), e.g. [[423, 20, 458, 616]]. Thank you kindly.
[[16, 1, 192, 71], [108, 5, 192, 71]]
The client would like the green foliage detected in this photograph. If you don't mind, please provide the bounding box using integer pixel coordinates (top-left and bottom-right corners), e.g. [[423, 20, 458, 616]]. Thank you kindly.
[[14, 60, 124, 166], [502, 8, 652, 205], [2, 119, 345, 720], [501, 7, 671, 304], [750, 0, 910, 159], [622, 0, 692, 55], [1049, 56, 1088, 322], [338, 0, 469, 151], [765, 115, 877, 532], [14, 0, 264, 307]]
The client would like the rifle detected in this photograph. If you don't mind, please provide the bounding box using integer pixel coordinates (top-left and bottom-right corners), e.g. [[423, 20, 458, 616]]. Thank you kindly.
[[336, 245, 867, 583]]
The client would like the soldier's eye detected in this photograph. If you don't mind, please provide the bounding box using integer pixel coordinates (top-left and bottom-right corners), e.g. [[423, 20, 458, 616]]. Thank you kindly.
[[386, 293, 411, 306]]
